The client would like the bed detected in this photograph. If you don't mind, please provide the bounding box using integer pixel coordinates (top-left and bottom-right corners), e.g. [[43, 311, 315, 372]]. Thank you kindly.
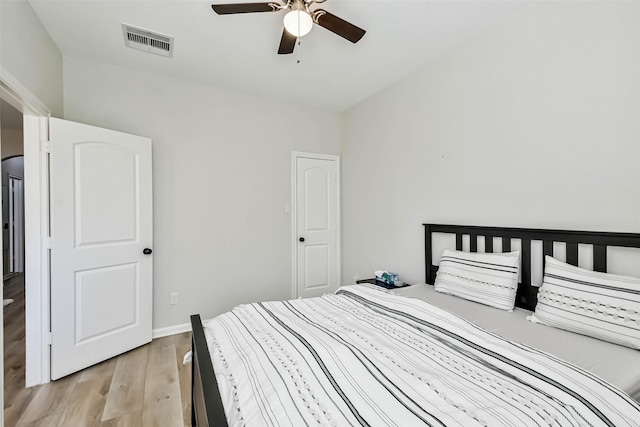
[[190, 224, 640, 426]]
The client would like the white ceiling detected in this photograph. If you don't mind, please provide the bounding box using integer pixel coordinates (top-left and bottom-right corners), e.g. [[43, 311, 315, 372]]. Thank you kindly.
[[29, 0, 530, 112]]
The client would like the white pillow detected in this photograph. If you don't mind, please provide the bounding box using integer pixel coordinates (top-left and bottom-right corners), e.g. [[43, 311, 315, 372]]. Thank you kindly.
[[530, 256, 640, 350], [434, 249, 520, 311]]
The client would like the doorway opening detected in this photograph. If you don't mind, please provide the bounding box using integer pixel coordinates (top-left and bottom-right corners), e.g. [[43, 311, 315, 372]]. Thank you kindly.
[[1, 99, 27, 412], [1, 70, 52, 425]]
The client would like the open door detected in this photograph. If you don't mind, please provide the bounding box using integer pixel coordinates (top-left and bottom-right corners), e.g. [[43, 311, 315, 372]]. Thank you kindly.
[[49, 118, 153, 380]]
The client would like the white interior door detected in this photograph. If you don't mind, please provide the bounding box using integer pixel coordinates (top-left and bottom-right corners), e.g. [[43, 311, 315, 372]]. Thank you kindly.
[[295, 154, 339, 299], [49, 118, 153, 380]]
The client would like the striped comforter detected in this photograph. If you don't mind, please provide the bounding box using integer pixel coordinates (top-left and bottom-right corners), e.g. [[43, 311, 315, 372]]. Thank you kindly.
[[204, 285, 640, 426]]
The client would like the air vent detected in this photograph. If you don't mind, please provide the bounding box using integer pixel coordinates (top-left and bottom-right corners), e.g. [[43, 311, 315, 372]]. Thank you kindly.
[[122, 24, 174, 58]]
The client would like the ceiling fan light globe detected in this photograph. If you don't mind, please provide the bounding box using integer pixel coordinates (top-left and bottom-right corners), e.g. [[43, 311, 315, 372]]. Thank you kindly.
[[283, 10, 313, 37]]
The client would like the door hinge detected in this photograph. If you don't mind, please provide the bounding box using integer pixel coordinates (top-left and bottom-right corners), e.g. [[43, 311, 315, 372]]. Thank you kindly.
[[42, 236, 52, 249], [46, 332, 52, 346], [41, 140, 51, 153]]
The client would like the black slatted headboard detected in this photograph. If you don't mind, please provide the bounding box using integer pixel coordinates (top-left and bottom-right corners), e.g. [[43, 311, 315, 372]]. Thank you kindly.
[[424, 224, 640, 311]]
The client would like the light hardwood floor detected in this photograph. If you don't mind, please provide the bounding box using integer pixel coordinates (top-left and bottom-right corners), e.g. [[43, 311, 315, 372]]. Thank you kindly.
[[4, 275, 193, 426]]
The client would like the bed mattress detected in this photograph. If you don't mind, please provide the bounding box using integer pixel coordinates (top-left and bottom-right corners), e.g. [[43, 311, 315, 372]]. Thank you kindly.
[[394, 284, 640, 401], [204, 284, 640, 426]]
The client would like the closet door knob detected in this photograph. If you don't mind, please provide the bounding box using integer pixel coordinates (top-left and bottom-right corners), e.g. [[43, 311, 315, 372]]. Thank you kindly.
[[143, 248, 153, 255], [299, 237, 305, 242]]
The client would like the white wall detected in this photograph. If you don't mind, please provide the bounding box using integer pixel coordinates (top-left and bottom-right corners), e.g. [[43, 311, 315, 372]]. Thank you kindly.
[[63, 56, 341, 329], [0, 0, 63, 116], [1, 128, 24, 159], [341, 2, 640, 286]]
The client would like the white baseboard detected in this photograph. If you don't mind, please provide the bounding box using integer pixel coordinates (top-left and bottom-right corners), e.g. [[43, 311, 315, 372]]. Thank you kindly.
[[152, 316, 214, 339], [152, 322, 191, 339]]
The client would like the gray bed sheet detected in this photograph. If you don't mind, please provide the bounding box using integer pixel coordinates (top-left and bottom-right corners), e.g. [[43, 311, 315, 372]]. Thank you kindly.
[[393, 284, 640, 402]]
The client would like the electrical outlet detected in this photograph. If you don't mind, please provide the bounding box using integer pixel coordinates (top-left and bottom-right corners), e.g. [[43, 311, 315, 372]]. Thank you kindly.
[[170, 292, 178, 305]]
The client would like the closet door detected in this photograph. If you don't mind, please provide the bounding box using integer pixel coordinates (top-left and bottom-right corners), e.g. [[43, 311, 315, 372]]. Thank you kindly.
[[294, 154, 339, 299], [49, 118, 153, 379]]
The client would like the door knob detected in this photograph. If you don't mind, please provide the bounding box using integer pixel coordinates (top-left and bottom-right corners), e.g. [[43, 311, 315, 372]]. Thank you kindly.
[[143, 248, 153, 255], [299, 237, 305, 242]]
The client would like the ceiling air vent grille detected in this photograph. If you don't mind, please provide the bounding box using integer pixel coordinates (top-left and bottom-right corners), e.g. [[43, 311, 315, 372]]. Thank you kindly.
[[122, 24, 174, 58]]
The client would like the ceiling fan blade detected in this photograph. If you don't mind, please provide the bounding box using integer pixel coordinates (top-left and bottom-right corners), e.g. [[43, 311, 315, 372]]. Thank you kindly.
[[315, 10, 365, 44], [211, 3, 277, 15], [278, 29, 297, 55]]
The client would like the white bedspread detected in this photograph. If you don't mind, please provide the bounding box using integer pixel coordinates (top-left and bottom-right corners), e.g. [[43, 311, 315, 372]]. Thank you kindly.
[[204, 284, 640, 426]]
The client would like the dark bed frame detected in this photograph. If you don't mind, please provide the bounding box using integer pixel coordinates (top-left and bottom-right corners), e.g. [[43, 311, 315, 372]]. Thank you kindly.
[[190, 223, 640, 426], [424, 224, 640, 310]]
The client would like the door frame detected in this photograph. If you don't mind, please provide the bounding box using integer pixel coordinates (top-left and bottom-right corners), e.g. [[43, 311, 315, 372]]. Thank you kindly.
[[1, 65, 52, 388], [8, 174, 25, 273], [290, 151, 341, 299]]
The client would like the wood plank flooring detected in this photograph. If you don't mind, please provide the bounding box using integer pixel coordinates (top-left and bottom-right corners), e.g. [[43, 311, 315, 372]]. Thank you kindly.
[[4, 275, 193, 426]]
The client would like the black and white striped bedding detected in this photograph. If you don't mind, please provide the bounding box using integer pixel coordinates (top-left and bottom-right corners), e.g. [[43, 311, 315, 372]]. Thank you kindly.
[[531, 256, 640, 349], [204, 284, 640, 426], [434, 249, 520, 311]]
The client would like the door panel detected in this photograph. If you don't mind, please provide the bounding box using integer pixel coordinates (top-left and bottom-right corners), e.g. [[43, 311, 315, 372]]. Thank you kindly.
[[76, 263, 138, 343], [304, 245, 330, 289], [75, 142, 138, 246], [304, 168, 329, 231], [295, 156, 338, 298], [50, 118, 152, 380]]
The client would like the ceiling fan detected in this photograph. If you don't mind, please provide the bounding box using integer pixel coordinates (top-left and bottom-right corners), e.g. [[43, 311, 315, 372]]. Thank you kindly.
[[211, 0, 366, 54]]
